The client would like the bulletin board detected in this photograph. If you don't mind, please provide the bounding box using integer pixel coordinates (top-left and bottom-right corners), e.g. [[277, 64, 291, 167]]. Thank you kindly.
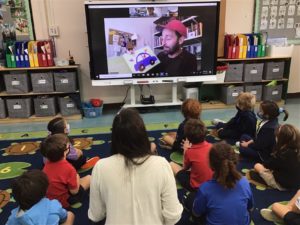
[[254, 0, 300, 44]]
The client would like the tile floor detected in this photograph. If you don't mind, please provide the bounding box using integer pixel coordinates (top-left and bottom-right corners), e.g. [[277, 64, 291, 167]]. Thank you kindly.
[[0, 98, 299, 134]]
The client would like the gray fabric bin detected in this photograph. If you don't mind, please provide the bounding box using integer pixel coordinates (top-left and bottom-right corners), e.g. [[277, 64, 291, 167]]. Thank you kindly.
[[0, 98, 6, 118], [6, 98, 32, 118], [58, 97, 80, 116], [243, 63, 264, 82], [34, 97, 57, 117], [225, 63, 243, 82], [221, 86, 244, 104], [245, 85, 262, 101], [262, 84, 282, 102], [263, 61, 284, 80], [54, 72, 77, 92], [4, 72, 30, 94], [31, 72, 54, 93]]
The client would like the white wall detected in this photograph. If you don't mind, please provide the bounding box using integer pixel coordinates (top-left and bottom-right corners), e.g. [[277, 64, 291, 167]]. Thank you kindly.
[[31, 0, 300, 104]]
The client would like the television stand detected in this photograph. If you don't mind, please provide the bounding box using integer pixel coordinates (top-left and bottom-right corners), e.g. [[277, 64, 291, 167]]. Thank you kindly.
[[123, 83, 182, 108]]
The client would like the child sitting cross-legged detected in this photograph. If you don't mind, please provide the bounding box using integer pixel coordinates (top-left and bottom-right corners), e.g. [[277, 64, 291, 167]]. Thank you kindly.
[[6, 170, 74, 225], [212, 92, 257, 142], [192, 142, 254, 225], [239, 100, 289, 162], [161, 98, 202, 152], [170, 119, 213, 192], [41, 134, 91, 208], [253, 124, 300, 191], [47, 117, 86, 170]]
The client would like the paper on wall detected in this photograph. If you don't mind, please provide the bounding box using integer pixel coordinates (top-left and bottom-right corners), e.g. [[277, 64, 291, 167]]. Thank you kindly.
[[287, 18, 294, 28]]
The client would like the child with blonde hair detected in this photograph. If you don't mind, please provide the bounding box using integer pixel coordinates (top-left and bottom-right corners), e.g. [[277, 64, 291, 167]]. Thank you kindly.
[[160, 98, 202, 152], [212, 92, 257, 141]]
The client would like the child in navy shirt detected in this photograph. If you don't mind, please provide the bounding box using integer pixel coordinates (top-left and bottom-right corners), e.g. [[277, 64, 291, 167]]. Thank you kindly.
[[239, 100, 289, 162], [254, 124, 300, 190], [160, 98, 202, 152], [212, 92, 257, 141]]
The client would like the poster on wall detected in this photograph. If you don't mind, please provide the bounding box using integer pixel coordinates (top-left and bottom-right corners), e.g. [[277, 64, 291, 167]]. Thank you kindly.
[[254, 0, 300, 45], [0, 0, 34, 66]]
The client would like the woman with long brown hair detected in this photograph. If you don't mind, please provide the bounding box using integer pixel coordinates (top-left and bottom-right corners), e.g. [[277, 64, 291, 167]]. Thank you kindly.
[[88, 108, 183, 225]]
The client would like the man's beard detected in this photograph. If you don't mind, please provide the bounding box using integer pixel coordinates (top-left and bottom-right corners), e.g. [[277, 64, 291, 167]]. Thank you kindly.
[[163, 42, 181, 55]]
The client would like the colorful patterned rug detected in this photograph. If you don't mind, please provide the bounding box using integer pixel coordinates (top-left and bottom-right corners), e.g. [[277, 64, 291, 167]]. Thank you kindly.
[[0, 122, 296, 225]]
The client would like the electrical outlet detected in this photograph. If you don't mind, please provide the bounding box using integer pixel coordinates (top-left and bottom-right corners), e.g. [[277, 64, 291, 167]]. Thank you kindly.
[[48, 25, 59, 37]]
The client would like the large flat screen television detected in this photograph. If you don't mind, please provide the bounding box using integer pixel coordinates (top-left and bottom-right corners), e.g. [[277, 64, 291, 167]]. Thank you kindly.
[[85, 0, 220, 86]]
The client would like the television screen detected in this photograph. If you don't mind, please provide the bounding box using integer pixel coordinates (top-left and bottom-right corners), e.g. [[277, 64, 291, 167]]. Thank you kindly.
[[85, 0, 220, 86]]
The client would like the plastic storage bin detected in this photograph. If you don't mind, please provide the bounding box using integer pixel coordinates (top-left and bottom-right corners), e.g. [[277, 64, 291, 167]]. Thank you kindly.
[[54, 72, 77, 92], [58, 97, 80, 116], [245, 85, 262, 101], [6, 98, 32, 118], [31, 72, 54, 93], [243, 63, 264, 82], [4, 72, 30, 94], [83, 105, 103, 118], [0, 98, 7, 118], [224, 63, 243, 82], [34, 97, 57, 117], [221, 86, 244, 104], [263, 61, 284, 80], [262, 84, 282, 102]]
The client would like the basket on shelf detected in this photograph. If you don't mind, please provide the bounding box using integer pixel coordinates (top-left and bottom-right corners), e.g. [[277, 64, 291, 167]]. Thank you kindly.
[[82, 99, 103, 118]]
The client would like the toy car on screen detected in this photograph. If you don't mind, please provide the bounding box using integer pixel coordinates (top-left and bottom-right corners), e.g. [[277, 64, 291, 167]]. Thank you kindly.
[[134, 52, 157, 71]]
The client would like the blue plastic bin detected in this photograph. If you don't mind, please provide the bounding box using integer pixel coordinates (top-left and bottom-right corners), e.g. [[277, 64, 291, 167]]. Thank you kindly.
[[83, 105, 103, 118]]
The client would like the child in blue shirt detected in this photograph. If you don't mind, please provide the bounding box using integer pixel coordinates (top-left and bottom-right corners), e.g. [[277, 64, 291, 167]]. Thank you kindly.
[[193, 142, 254, 225], [6, 169, 74, 225]]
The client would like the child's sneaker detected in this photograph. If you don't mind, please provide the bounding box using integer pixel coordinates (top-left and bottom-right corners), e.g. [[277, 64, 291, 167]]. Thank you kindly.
[[260, 208, 283, 223], [211, 118, 225, 125], [158, 138, 172, 150]]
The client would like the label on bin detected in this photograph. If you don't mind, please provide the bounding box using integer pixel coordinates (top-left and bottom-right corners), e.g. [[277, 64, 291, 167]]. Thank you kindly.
[[250, 90, 257, 95], [272, 68, 280, 73], [40, 105, 48, 109], [272, 90, 279, 95], [250, 69, 258, 74], [12, 81, 20, 86], [13, 105, 22, 109], [232, 92, 238, 97], [61, 79, 69, 84], [66, 103, 74, 108], [90, 112, 96, 117], [38, 79, 46, 84]]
